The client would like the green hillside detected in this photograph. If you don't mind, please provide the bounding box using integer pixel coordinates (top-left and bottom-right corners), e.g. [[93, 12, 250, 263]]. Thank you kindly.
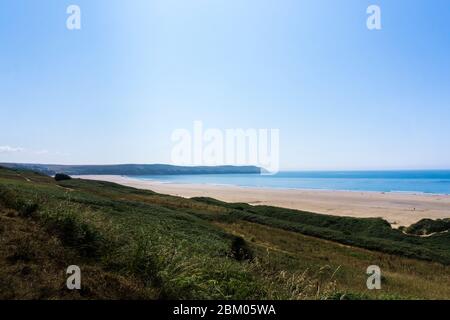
[[1, 167, 449, 300], [0, 163, 261, 176]]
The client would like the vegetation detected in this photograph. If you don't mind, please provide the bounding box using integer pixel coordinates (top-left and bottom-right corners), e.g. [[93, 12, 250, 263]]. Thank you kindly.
[[403, 218, 450, 236], [54, 173, 72, 182], [0, 163, 261, 176], [0, 166, 449, 300], [192, 198, 450, 265]]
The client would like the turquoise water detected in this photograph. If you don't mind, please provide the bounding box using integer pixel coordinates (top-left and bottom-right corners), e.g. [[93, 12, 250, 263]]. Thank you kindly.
[[131, 170, 450, 194]]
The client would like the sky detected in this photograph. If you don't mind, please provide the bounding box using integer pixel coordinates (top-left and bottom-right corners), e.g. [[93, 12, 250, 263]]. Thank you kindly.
[[0, 0, 449, 170]]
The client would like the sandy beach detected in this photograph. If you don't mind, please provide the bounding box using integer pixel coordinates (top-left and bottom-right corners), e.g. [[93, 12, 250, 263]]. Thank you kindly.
[[75, 175, 450, 228]]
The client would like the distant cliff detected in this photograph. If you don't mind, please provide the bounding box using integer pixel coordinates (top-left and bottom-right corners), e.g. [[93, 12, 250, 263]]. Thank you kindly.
[[0, 163, 261, 176]]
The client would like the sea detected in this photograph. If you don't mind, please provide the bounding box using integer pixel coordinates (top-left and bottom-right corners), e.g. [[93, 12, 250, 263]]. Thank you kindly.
[[131, 170, 450, 195]]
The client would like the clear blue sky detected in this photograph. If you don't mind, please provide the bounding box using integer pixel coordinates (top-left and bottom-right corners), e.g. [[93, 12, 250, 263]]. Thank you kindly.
[[1, 0, 449, 170]]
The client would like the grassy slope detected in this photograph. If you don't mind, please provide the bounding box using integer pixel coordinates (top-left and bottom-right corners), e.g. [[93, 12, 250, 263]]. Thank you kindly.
[[192, 198, 450, 264], [0, 167, 449, 299], [0, 206, 150, 299], [217, 222, 450, 299]]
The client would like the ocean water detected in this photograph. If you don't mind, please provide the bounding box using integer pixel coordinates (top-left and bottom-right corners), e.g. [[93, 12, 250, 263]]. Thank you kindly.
[[131, 170, 450, 195]]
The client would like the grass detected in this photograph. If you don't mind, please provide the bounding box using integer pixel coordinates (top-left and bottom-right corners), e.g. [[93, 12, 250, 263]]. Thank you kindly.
[[192, 198, 450, 264], [0, 206, 151, 299], [0, 166, 449, 300], [216, 221, 450, 299]]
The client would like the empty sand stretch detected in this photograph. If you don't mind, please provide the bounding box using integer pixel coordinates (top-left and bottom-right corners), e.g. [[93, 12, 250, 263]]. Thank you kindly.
[[75, 175, 450, 228]]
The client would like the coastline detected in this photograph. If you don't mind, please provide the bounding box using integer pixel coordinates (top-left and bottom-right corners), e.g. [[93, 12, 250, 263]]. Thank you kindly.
[[74, 175, 450, 228]]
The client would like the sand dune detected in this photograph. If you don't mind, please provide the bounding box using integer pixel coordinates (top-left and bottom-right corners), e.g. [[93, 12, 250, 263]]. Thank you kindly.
[[75, 175, 450, 228]]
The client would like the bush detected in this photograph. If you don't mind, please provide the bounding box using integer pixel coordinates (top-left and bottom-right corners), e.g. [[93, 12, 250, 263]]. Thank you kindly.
[[18, 200, 39, 217], [54, 173, 72, 181], [230, 236, 253, 261], [405, 218, 450, 235], [0, 187, 39, 217], [43, 206, 105, 258]]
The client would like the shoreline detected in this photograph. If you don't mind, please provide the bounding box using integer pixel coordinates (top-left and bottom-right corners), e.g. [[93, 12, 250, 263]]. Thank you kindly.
[[134, 178, 450, 197], [74, 175, 450, 228]]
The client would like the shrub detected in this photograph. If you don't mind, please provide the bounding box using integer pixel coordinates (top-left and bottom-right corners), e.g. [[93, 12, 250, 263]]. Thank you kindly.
[[43, 206, 105, 258], [230, 236, 253, 261], [54, 173, 72, 181], [405, 218, 450, 235], [18, 200, 39, 217], [0, 187, 39, 217]]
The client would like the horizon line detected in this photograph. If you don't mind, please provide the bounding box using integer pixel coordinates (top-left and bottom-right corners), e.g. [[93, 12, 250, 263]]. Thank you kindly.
[[2, 162, 450, 172]]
